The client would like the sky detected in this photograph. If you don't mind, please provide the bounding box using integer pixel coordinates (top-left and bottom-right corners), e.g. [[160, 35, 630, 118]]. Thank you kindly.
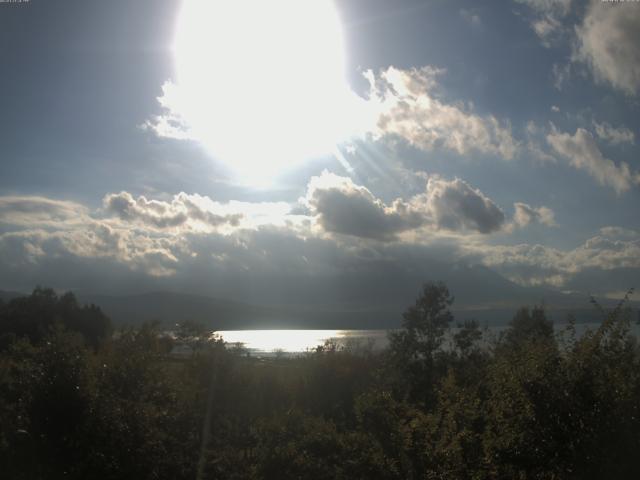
[[1, 0, 639, 314]]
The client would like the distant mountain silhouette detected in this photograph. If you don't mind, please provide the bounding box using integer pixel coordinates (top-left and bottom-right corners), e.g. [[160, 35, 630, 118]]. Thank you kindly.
[[76, 289, 634, 330], [75, 291, 419, 329], [76, 292, 281, 330], [0, 259, 639, 330]]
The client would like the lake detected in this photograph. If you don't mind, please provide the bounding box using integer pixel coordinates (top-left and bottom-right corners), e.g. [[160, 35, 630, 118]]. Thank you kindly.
[[215, 329, 389, 355], [214, 322, 640, 356]]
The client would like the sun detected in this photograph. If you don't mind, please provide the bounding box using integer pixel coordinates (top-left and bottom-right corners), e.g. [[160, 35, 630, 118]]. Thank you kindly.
[[172, 0, 367, 183]]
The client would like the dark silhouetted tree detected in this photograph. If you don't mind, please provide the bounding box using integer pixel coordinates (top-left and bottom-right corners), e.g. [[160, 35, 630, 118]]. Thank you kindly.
[[389, 282, 454, 404], [0, 287, 111, 349], [503, 305, 554, 349]]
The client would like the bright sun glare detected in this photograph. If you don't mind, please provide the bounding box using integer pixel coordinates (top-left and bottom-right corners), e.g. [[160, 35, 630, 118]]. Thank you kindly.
[[173, 0, 367, 182]]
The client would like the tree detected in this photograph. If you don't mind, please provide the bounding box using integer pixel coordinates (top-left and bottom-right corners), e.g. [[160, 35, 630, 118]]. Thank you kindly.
[[391, 282, 454, 358], [0, 287, 111, 349], [453, 319, 483, 357], [502, 305, 554, 349], [389, 282, 454, 404]]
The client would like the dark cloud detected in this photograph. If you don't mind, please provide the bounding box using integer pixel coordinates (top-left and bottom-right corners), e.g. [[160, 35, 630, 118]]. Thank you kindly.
[[304, 171, 507, 239], [1, 192, 639, 315], [304, 172, 424, 241], [424, 177, 505, 234]]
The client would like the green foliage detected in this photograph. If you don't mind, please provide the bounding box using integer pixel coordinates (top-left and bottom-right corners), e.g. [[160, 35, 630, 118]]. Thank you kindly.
[[388, 282, 454, 405], [502, 305, 555, 350], [425, 370, 487, 479], [0, 287, 111, 349], [1, 284, 640, 478], [453, 319, 483, 357], [390, 282, 454, 360]]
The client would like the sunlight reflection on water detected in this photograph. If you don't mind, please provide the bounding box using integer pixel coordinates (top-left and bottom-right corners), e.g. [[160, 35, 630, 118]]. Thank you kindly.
[[215, 329, 388, 354], [214, 322, 640, 355]]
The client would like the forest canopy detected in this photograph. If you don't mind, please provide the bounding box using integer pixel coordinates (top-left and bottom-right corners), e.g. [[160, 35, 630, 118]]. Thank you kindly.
[[0, 284, 639, 479]]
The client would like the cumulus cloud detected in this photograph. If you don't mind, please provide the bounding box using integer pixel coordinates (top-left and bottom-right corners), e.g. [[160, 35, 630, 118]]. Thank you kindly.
[[422, 177, 506, 234], [0, 191, 292, 280], [593, 121, 635, 146], [1, 192, 639, 306], [0, 192, 440, 305], [303, 171, 506, 240], [0, 221, 179, 279], [303, 171, 424, 241], [103, 191, 243, 230], [513, 202, 556, 227], [574, 0, 640, 95], [103, 192, 293, 231], [518, 1, 640, 95], [546, 126, 639, 194], [515, 0, 572, 47], [365, 67, 519, 160]]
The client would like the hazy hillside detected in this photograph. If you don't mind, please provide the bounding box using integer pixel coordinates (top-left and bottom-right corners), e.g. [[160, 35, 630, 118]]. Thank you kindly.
[[79, 289, 637, 330], [3, 286, 636, 330]]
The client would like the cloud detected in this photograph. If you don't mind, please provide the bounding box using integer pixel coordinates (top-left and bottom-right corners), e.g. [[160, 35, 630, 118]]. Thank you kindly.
[[0, 223, 179, 279], [303, 171, 424, 241], [546, 126, 639, 194], [593, 121, 635, 146], [473, 242, 568, 287], [0, 191, 513, 312], [103, 191, 243, 230], [574, 0, 640, 95], [552, 62, 572, 90], [146, 62, 519, 169], [516, 0, 640, 96], [531, 16, 562, 46], [475, 226, 640, 289], [515, 0, 572, 47], [1, 193, 638, 306], [0, 192, 447, 306], [103, 192, 293, 231], [524, 121, 557, 163], [0, 192, 291, 280], [303, 171, 507, 239], [460, 9, 482, 28], [141, 82, 195, 140], [0, 196, 89, 227], [422, 177, 506, 234], [513, 202, 556, 227], [365, 67, 519, 160], [1, 184, 505, 289]]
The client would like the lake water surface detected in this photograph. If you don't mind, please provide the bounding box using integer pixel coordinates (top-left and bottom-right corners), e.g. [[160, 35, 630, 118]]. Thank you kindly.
[[215, 322, 640, 355], [216, 329, 388, 355]]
